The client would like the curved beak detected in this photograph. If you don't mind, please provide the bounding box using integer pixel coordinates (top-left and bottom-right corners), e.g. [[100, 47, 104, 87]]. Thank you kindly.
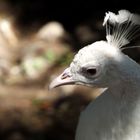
[[49, 68, 76, 90]]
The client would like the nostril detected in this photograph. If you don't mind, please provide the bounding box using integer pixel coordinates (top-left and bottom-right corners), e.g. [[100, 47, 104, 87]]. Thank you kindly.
[[61, 73, 71, 80]]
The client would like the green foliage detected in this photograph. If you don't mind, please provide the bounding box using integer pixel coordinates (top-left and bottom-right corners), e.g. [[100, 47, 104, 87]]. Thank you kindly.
[[44, 49, 56, 62], [58, 52, 74, 66]]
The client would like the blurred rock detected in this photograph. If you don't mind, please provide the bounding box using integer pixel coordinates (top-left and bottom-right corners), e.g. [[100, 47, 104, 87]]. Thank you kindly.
[[36, 21, 66, 42], [0, 15, 20, 84], [0, 17, 18, 47]]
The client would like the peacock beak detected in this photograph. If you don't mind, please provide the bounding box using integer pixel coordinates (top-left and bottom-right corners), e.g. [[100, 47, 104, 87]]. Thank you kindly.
[[49, 68, 76, 90]]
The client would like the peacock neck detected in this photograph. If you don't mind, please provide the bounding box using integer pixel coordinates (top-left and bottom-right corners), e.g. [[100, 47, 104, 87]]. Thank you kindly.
[[109, 54, 140, 100]]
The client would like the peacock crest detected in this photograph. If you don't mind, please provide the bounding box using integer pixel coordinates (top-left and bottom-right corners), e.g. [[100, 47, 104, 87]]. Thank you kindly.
[[103, 10, 140, 49]]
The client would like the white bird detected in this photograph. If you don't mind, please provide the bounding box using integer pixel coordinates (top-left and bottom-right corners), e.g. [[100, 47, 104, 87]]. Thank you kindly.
[[49, 10, 140, 140]]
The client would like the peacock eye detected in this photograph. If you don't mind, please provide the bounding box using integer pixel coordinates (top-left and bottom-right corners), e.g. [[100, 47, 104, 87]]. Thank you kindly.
[[81, 67, 97, 76], [86, 68, 97, 75]]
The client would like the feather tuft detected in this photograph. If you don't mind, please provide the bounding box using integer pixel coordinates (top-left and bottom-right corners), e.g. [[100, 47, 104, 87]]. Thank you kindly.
[[103, 10, 140, 48]]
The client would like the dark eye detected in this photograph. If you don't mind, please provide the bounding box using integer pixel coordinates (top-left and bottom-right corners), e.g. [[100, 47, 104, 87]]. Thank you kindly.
[[81, 67, 97, 76], [86, 68, 97, 75]]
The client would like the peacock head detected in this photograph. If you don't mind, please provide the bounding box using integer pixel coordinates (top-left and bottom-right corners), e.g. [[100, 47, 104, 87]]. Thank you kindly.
[[49, 9, 140, 89], [49, 41, 123, 89]]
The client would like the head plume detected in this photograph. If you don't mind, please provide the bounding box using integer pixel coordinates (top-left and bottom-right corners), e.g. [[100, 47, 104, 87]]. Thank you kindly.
[[103, 10, 140, 49]]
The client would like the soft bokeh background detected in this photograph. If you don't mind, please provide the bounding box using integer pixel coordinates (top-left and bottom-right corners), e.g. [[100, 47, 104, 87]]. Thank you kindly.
[[0, 1, 140, 140]]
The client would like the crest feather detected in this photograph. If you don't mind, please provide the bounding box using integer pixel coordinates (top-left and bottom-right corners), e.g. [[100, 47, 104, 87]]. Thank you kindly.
[[103, 10, 140, 48]]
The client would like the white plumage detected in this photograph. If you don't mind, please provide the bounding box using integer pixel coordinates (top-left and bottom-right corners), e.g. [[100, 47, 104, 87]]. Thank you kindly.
[[49, 10, 140, 140]]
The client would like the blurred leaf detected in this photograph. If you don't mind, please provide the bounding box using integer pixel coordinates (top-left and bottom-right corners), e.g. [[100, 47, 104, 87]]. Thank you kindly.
[[32, 99, 43, 106], [33, 57, 46, 70], [58, 52, 74, 66], [44, 49, 56, 62]]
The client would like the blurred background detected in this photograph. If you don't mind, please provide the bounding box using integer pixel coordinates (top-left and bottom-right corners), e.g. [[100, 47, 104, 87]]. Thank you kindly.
[[0, 1, 140, 140]]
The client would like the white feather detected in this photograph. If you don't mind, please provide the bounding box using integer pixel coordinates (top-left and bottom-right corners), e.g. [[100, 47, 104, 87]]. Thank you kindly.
[[103, 10, 140, 48]]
